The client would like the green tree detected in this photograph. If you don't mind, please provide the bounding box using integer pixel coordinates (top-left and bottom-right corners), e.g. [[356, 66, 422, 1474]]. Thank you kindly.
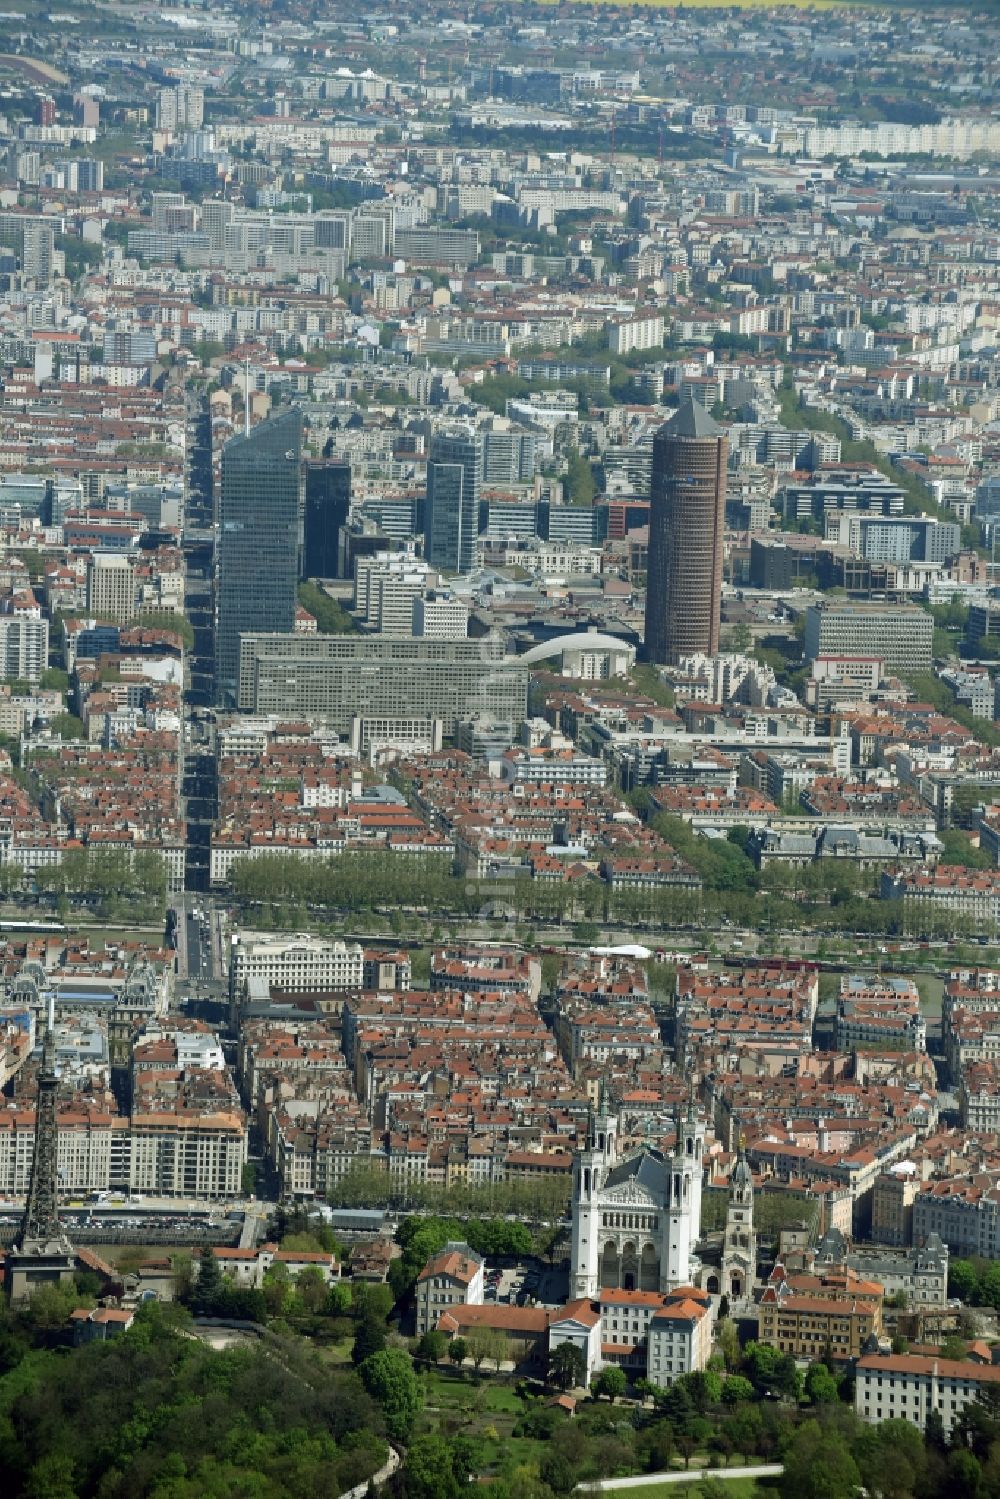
[[0, 1301, 388, 1495], [854, 1419, 928, 1499], [360, 1349, 423, 1441], [296, 1265, 328, 1315], [780, 1421, 860, 1499], [768, 1352, 802, 1401], [539, 1450, 579, 1495], [466, 1324, 507, 1372], [447, 1337, 468, 1369], [262, 1261, 292, 1318], [945, 1446, 984, 1495], [297, 581, 356, 634], [192, 1244, 223, 1315], [680, 1368, 722, 1411], [548, 1341, 587, 1389], [981, 1263, 1000, 1310], [723, 1404, 764, 1463], [416, 1329, 447, 1364], [804, 1362, 840, 1404], [717, 1318, 742, 1372], [326, 1282, 352, 1316], [565, 448, 596, 507], [49, 712, 85, 741], [948, 1258, 981, 1302], [723, 622, 752, 653], [742, 1340, 779, 1391], [23, 1452, 78, 1499], [401, 1434, 464, 1499], [722, 1374, 755, 1405], [352, 1314, 387, 1365], [592, 1366, 626, 1401]]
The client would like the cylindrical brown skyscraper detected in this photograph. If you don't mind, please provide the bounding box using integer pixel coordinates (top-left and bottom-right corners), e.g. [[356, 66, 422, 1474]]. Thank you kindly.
[[645, 394, 728, 664]]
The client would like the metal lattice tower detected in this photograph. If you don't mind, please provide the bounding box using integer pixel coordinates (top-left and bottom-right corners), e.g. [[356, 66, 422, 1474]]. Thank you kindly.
[[19, 1000, 65, 1249]]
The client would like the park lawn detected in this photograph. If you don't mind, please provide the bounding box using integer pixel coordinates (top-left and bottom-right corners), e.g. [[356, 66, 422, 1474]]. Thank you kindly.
[[415, 1403, 547, 1476], [315, 1334, 355, 1365], [417, 1369, 556, 1476], [477, 1432, 551, 1473], [421, 1368, 524, 1414], [618, 1478, 770, 1498]]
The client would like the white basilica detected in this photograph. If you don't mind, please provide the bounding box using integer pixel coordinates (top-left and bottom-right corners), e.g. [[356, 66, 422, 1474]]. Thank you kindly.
[[570, 1093, 705, 1300]]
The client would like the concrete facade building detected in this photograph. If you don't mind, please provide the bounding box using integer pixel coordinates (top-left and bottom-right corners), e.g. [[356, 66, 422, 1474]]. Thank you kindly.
[[229, 932, 365, 1007], [856, 1353, 1000, 1437], [609, 315, 664, 356], [0, 612, 49, 684], [804, 602, 934, 677], [645, 395, 728, 665], [646, 1289, 715, 1388], [824, 513, 961, 564], [237, 633, 528, 737], [354, 552, 433, 634], [86, 554, 135, 625], [412, 593, 469, 639]]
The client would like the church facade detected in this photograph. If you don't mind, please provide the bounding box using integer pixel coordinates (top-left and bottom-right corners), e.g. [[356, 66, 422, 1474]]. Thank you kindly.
[[570, 1098, 706, 1300], [717, 1144, 756, 1301]]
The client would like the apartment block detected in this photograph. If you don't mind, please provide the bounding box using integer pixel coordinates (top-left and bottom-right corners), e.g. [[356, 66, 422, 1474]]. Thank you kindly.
[[87, 554, 136, 625], [609, 315, 664, 356], [0, 610, 49, 684], [758, 1268, 884, 1362], [856, 1353, 1000, 1437], [229, 932, 365, 1011], [237, 633, 529, 738]]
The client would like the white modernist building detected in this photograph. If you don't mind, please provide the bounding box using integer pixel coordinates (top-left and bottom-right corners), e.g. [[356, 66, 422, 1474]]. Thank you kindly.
[[570, 1094, 705, 1300]]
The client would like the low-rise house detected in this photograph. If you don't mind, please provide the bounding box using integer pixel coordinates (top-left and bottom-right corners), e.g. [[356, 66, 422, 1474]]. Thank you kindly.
[[415, 1241, 485, 1337]]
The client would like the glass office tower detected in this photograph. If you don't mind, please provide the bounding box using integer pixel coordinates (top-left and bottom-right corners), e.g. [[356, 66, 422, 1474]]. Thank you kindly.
[[424, 429, 482, 575], [216, 408, 301, 705], [302, 458, 351, 579]]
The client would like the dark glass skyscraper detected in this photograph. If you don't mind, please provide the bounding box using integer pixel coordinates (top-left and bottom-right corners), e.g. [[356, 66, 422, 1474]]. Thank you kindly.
[[216, 408, 301, 705], [424, 429, 481, 575], [645, 394, 728, 665], [302, 459, 351, 579]]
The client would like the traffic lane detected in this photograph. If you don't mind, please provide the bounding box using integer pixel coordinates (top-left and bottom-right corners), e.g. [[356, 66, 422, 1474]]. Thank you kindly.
[[187, 914, 203, 978]]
